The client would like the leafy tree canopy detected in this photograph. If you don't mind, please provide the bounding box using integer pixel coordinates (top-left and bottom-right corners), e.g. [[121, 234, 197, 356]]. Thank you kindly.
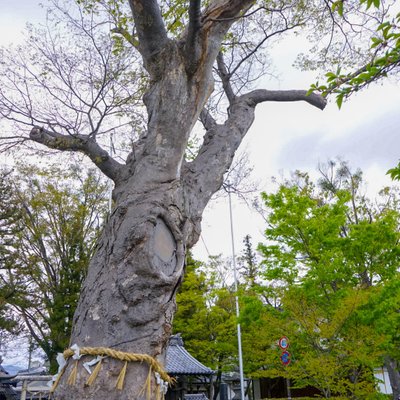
[[0, 164, 109, 372], [174, 254, 237, 372], [0, 169, 23, 336], [242, 161, 400, 398]]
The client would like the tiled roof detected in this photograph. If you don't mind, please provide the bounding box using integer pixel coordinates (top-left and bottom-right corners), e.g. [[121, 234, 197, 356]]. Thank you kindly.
[[0, 384, 18, 399], [166, 335, 214, 376], [184, 394, 209, 400], [0, 364, 16, 380]]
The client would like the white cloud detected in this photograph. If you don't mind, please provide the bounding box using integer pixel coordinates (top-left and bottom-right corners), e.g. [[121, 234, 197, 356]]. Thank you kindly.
[[0, 1, 44, 46]]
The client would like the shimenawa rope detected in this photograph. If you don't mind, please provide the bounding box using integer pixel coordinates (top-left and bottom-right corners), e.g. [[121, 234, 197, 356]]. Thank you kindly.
[[50, 345, 172, 399]]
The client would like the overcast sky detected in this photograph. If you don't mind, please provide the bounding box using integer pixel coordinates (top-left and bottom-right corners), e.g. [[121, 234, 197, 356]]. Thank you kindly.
[[1, 1, 400, 262]]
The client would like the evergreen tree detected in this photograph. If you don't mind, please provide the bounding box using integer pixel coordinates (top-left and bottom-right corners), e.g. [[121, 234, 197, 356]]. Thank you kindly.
[[0, 169, 23, 337], [0, 165, 109, 372], [174, 254, 238, 399]]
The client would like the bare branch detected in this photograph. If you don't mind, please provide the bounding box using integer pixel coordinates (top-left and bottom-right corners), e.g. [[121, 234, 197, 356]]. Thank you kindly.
[[216, 52, 236, 103], [228, 23, 301, 80], [245, 89, 327, 110], [30, 127, 124, 182], [0, 3, 144, 164]]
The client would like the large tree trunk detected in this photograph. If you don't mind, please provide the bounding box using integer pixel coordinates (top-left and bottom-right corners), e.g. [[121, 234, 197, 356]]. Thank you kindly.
[[53, 46, 216, 399], [54, 181, 198, 399], [34, 2, 325, 398], [50, 75, 324, 400], [385, 357, 400, 400]]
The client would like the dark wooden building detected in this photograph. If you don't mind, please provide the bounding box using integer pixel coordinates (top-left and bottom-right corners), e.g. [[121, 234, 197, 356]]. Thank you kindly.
[[0, 359, 17, 400], [166, 335, 214, 400]]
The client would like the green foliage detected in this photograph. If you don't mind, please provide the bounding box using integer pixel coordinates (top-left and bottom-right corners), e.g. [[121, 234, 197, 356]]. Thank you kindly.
[[160, 0, 190, 35], [246, 162, 400, 397], [358, 277, 400, 361], [240, 295, 292, 378], [310, 1, 400, 107], [0, 164, 109, 372], [282, 288, 382, 398], [0, 169, 23, 334], [238, 235, 261, 289], [387, 161, 400, 181], [174, 254, 238, 373]]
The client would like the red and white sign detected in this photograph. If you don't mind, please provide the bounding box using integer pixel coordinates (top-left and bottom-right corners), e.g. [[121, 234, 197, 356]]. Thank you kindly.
[[278, 336, 290, 350]]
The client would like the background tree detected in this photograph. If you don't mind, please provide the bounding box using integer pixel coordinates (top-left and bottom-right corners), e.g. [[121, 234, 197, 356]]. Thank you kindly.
[[237, 234, 261, 290], [358, 275, 400, 399], [0, 165, 109, 372], [0, 0, 387, 398], [174, 254, 238, 400], [0, 170, 23, 339], [248, 161, 400, 398]]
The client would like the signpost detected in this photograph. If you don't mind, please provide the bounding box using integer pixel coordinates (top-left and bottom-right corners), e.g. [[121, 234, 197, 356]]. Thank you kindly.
[[279, 336, 291, 365], [279, 336, 292, 400]]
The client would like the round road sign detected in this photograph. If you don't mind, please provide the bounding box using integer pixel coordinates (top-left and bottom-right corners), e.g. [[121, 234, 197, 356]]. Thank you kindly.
[[281, 351, 291, 365], [278, 336, 289, 350]]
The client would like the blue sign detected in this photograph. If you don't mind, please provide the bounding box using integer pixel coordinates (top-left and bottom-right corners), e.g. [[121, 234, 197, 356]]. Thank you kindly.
[[281, 351, 291, 365]]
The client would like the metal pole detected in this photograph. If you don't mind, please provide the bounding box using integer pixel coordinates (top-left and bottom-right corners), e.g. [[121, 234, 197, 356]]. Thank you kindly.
[[108, 132, 114, 213], [286, 378, 292, 400], [227, 184, 246, 400], [20, 380, 28, 400], [28, 336, 33, 371]]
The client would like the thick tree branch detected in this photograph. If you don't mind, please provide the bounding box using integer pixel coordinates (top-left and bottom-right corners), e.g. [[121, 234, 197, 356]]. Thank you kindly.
[[200, 108, 217, 131], [203, 0, 255, 24], [188, 0, 202, 33], [30, 127, 124, 182], [185, 0, 202, 75], [185, 87, 326, 210], [245, 89, 327, 110], [184, 97, 256, 211], [128, 0, 169, 74], [179, 0, 255, 78], [216, 52, 236, 103]]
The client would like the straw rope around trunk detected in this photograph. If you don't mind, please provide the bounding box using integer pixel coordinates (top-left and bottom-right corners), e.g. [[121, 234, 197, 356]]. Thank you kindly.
[[50, 345, 172, 398]]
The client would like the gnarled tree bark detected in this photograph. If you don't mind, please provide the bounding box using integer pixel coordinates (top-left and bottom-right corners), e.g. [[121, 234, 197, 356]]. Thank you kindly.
[[24, 1, 326, 398]]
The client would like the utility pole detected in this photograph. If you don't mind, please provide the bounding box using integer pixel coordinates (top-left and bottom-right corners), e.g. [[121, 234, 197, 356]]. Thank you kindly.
[[227, 183, 246, 400], [28, 336, 33, 371], [108, 131, 114, 213]]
